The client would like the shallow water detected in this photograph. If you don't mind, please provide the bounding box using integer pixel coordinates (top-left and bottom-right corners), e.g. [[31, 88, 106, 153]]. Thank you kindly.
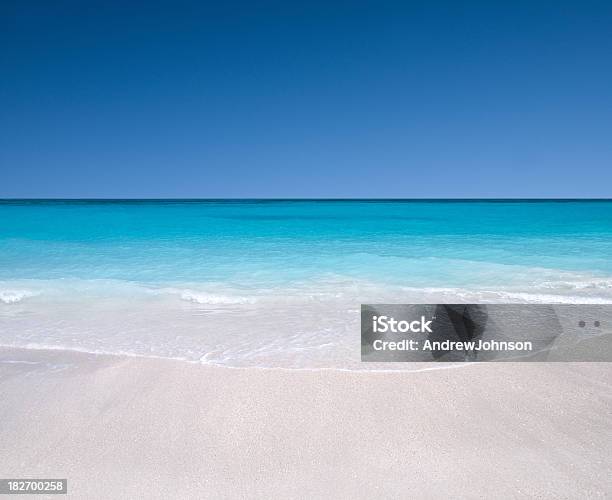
[[1, 200, 611, 368]]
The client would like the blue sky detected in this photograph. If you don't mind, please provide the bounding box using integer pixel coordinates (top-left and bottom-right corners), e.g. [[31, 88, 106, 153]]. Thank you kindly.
[[1, 1, 611, 198]]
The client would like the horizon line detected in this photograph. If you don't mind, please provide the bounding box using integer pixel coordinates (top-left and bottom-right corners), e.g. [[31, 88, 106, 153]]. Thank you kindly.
[[1, 197, 611, 202]]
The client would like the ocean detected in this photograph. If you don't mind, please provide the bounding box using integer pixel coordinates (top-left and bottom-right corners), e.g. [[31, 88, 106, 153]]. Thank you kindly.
[[1, 200, 611, 368]]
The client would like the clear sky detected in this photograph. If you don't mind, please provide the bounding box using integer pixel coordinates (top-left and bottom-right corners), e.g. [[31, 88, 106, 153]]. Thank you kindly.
[[1, 1, 611, 198]]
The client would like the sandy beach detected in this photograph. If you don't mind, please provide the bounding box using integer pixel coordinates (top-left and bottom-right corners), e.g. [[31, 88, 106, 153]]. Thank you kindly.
[[0, 347, 610, 499]]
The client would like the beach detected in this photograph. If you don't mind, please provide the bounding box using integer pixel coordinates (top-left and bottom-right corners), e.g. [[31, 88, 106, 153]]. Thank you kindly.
[[1, 200, 612, 498], [4, 0, 612, 496], [1, 347, 610, 499]]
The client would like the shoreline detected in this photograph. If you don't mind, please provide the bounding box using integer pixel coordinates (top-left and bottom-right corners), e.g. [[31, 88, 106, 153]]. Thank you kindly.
[[1, 346, 610, 498], [0, 344, 481, 373]]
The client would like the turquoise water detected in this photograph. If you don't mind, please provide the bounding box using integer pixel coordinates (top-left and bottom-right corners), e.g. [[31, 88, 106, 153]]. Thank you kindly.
[[2, 200, 612, 283], [1, 200, 612, 367]]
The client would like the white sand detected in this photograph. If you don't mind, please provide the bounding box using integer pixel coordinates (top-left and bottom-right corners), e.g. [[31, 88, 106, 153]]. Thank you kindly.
[[0, 347, 610, 499]]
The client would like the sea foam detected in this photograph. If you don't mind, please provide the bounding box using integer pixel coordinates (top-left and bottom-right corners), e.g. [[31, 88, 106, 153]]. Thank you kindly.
[[0, 290, 38, 304]]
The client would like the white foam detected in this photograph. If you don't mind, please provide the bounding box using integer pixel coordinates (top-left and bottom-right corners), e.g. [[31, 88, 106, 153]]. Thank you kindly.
[[0, 290, 38, 304], [539, 279, 612, 291], [179, 290, 256, 305], [151, 287, 257, 304]]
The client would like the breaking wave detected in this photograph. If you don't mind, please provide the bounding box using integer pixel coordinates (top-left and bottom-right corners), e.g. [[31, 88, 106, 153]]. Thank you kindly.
[[0, 289, 38, 304]]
